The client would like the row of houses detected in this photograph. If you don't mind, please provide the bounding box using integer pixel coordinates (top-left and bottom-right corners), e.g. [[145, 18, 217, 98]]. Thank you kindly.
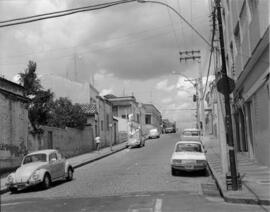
[[205, 0, 269, 170], [0, 75, 162, 173]]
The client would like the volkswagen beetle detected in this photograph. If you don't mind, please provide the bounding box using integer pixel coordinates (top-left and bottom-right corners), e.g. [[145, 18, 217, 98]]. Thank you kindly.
[[6, 149, 74, 193]]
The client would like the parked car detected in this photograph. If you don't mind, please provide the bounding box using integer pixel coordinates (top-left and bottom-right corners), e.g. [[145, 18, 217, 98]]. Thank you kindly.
[[6, 149, 74, 193], [165, 127, 175, 134], [181, 128, 201, 142], [127, 131, 145, 148], [170, 141, 207, 175], [148, 128, 160, 139]]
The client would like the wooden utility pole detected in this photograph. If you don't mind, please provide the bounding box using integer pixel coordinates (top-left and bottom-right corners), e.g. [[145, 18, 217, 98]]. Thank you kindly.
[[179, 50, 204, 131], [215, 0, 238, 190]]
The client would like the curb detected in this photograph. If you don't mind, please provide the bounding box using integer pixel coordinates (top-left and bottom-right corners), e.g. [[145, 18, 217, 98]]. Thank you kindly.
[[0, 144, 127, 195], [207, 161, 270, 206], [73, 145, 127, 169]]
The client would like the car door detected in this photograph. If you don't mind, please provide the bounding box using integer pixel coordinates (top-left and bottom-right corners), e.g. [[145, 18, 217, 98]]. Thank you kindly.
[[49, 152, 58, 180], [56, 151, 66, 178]]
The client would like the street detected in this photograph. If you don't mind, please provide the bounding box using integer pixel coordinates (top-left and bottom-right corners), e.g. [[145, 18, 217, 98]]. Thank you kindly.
[[1, 133, 267, 212]]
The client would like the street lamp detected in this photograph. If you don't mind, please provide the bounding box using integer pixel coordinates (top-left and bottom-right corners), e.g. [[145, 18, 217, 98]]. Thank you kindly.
[[136, 0, 211, 47]]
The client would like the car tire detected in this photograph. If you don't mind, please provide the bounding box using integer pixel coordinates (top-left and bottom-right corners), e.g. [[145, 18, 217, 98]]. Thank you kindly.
[[9, 187, 17, 193], [171, 168, 177, 176], [42, 174, 51, 190], [66, 167, 73, 181]]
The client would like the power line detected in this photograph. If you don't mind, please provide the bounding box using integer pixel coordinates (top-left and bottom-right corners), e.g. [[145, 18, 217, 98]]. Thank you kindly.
[[0, 0, 136, 28], [0, 29, 176, 66], [202, 6, 216, 99], [137, 0, 211, 47]]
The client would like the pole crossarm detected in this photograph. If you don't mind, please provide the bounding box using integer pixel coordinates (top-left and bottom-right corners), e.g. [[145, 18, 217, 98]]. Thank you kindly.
[[171, 71, 198, 87], [137, 0, 211, 47]]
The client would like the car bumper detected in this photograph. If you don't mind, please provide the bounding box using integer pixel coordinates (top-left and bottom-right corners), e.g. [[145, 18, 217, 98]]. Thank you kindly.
[[149, 135, 159, 138], [6, 180, 42, 190], [127, 142, 140, 147], [171, 164, 206, 172]]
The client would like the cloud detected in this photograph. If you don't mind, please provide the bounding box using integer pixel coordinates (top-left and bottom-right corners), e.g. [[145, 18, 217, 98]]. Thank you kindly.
[[0, 0, 211, 131], [161, 97, 172, 104], [100, 88, 113, 97], [155, 79, 175, 92]]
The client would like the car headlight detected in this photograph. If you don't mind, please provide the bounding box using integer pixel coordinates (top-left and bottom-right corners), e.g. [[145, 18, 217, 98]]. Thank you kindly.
[[30, 171, 40, 181], [7, 174, 14, 183], [196, 160, 206, 165]]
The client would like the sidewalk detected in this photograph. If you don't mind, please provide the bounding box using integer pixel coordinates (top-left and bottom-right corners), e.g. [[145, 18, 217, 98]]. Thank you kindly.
[[0, 141, 128, 195], [203, 135, 270, 205]]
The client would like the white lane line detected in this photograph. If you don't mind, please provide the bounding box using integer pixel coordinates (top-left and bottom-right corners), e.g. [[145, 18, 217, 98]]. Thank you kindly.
[[154, 198, 163, 212]]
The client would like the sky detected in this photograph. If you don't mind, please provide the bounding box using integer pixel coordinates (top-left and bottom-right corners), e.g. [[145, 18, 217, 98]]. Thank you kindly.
[[0, 0, 214, 129]]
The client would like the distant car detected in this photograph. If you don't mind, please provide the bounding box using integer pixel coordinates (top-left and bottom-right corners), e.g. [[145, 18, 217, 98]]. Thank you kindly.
[[181, 128, 201, 142], [127, 134, 145, 148], [170, 141, 207, 175], [6, 149, 74, 193], [165, 127, 175, 134], [148, 128, 160, 139]]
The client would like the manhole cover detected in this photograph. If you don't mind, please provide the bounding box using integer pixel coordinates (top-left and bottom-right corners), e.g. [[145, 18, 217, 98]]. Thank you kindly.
[[201, 183, 220, 197]]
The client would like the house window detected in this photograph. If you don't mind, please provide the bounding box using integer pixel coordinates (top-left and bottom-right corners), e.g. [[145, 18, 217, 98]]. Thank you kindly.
[[234, 23, 241, 53], [112, 107, 118, 116], [137, 114, 140, 123], [145, 114, 151, 124], [101, 120, 104, 131], [106, 114, 109, 130]]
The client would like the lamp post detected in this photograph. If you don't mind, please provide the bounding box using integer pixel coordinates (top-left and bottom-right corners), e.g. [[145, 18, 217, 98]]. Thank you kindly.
[[172, 71, 200, 129]]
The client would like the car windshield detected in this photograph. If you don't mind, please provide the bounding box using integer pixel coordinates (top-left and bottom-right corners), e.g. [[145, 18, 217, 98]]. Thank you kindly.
[[150, 129, 158, 133], [23, 153, 47, 164], [183, 131, 200, 136], [176, 143, 202, 152]]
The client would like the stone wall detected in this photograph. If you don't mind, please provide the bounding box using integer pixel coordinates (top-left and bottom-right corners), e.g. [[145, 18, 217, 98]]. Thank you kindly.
[[0, 88, 28, 173], [27, 126, 94, 158]]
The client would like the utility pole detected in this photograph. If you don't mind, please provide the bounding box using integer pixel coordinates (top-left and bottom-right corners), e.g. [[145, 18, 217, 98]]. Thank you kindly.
[[179, 50, 204, 131], [215, 0, 238, 190]]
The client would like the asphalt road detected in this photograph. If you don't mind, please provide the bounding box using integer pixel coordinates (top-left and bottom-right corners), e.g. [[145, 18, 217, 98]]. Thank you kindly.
[[1, 133, 268, 212]]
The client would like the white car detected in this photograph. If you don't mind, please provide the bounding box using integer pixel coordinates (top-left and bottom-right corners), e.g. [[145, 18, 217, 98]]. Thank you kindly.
[[148, 128, 160, 139], [170, 141, 207, 175], [181, 128, 201, 142], [6, 149, 74, 193]]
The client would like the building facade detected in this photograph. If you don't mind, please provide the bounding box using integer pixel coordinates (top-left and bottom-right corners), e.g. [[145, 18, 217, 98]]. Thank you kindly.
[[0, 77, 29, 172], [222, 0, 269, 166], [143, 104, 162, 132], [97, 96, 115, 148]]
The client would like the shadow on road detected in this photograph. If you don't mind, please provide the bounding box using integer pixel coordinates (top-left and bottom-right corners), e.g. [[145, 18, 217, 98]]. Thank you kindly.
[[8, 178, 76, 195]]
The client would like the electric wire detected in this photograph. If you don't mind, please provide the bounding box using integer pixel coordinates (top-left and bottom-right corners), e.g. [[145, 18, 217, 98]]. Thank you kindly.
[[202, 6, 216, 99], [0, 0, 136, 28]]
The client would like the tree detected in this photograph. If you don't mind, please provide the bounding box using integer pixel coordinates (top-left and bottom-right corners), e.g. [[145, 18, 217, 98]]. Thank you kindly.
[[19, 61, 87, 131], [19, 61, 54, 131], [19, 61, 41, 96], [48, 97, 87, 130]]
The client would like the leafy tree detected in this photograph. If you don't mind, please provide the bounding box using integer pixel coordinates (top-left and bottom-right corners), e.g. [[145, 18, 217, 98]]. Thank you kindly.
[[48, 97, 87, 130], [19, 61, 54, 131], [19, 61, 87, 131], [19, 61, 41, 96]]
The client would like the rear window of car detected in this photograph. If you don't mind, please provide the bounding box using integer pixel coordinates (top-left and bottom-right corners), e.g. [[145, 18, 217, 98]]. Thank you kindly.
[[23, 153, 47, 164], [175, 143, 202, 152]]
